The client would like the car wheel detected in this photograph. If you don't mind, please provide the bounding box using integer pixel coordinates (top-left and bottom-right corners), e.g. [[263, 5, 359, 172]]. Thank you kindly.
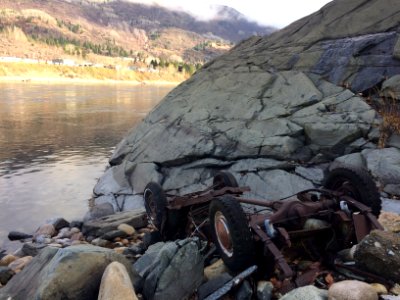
[[209, 195, 255, 272], [323, 166, 381, 216]]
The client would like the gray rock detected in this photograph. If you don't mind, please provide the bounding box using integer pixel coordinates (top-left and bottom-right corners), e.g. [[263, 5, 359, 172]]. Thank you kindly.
[[47, 217, 70, 231], [295, 166, 326, 184], [330, 153, 366, 170], [93, 164, 133, 196], [384, 184, 400, 196], [280, 285, 328, 300], [83, 202, 115, 222], [0, 245, 132, 300], [101, 230, 127, 241], [381, 75, 400, 99], [13, 242, 47, 257], [82, 208, 147, 237], [7, 231, 33, 241], [363, 148, 400, 185], [129, 162, 163, 193], [382, 197, 400, 214], [91, 238, 110, 248], [121, 195, 145, 211], [133, 242, 166, 280], [235, 280, 253, 300], [239, 170, 314, 200], [354, 230, 400, 282], [0, 266, 14, 285], [135, 238, 204, 300], [230, 158, 291, 173], [123, 244, 146, 257], [34, 235, 52, 244], [388, 134, 400, 149]]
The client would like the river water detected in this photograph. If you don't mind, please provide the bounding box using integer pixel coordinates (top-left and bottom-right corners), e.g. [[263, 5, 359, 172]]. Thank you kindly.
[[0, 82, 173, 250]]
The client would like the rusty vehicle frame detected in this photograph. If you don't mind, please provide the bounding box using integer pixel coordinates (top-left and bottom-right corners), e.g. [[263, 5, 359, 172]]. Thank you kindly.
[[143, 167, 383, 286]]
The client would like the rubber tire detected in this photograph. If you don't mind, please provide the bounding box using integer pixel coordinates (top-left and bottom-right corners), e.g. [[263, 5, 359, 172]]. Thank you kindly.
[[323, 166, 381, 216], [143, 182, 186, 240], [143, 182, 167, 231], [209, 195, 255, 272], [213, 171, 238, 190]]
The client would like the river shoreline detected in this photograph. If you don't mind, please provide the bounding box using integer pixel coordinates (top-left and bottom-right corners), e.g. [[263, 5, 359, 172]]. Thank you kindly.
[[0, 76, 182, 85]]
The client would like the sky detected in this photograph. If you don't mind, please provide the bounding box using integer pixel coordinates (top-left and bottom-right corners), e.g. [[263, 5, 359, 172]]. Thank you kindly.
[[128, 0, 333, 28]]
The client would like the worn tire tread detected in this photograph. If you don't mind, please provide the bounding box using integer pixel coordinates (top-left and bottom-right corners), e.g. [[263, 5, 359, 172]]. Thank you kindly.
[[209, 195, 255, 272]]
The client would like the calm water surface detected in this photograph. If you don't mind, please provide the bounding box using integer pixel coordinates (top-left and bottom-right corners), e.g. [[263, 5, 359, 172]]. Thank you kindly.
[[0, 82, 173, 249]]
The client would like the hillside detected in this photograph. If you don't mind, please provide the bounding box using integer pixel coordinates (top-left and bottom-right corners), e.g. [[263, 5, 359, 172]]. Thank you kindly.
[[0, 0, 275, 68]]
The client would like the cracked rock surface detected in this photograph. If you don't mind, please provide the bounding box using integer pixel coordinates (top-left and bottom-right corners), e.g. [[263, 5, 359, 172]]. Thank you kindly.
[[92, 0, 400, 211]]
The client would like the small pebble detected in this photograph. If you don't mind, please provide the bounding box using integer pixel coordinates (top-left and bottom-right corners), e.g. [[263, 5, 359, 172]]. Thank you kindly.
[[48, 243, 63, 248], [34, 224, 56, 238], [0, 255, 18, 267], [8, 256, 33, 273], [34, 234, 52, 244], [0, 266, 15, 285], [114, 247, 127, 254], [7, 231, 33, 241], [370, 283, 388, 295], [57, 228, 72, 239], [118, 224, 136, 235], [70, 227, 80, 234], [91, 238, 110, 248]]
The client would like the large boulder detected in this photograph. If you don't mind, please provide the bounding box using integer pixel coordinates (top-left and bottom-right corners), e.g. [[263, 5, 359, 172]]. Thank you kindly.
[[0, 245, 133, 300], [133, 238, 204, 300], [92, 0, 400, 209]]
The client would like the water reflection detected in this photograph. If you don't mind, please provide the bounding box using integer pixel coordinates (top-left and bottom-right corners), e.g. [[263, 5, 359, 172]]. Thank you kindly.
[[0, 82, 172, 249]]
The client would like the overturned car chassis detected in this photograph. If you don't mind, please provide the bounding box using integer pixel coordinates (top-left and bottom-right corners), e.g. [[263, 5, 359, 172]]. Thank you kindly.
[[143, 167, 384, 290]]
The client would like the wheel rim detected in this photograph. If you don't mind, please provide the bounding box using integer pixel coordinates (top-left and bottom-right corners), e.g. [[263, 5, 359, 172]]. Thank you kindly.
[[214, 211, 233, 257], [144, 189, 157, 224]]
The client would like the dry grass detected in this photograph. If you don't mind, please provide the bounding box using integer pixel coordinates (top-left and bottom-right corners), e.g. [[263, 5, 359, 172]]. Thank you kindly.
[[0, 62, 188, 83], [378, 92, 400, 148]]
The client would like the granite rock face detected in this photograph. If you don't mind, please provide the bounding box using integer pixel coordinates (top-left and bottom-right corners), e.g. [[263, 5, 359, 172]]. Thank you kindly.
[[93, 0, 400, 210]]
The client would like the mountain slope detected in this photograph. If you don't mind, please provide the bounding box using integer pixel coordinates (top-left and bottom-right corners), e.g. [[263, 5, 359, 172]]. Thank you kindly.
[[0, 0, 275, 64]]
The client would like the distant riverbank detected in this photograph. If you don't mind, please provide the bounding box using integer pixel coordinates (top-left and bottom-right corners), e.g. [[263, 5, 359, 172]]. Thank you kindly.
[[0, 62, 187, 85]]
